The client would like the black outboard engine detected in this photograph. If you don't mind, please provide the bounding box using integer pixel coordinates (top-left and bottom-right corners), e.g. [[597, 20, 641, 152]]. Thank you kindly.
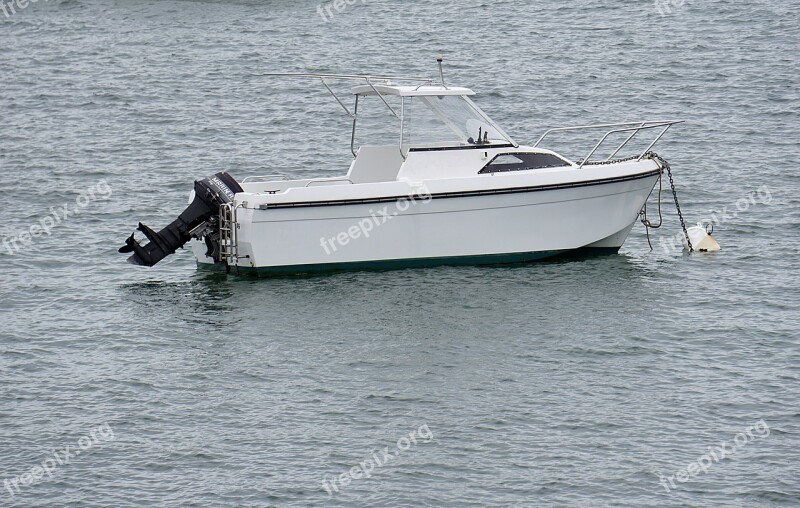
[[119, 172, 243, 267]]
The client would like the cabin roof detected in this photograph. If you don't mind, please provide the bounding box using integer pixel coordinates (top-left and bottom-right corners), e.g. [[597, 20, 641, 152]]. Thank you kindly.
[[351, 84, 476, 97]]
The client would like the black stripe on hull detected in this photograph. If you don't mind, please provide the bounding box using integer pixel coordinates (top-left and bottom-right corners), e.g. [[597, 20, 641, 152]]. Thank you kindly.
[[259, 168, 661, 210]]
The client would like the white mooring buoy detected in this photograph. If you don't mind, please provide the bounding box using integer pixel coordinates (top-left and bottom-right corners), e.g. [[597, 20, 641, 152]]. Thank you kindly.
[[684, 222, 721, 252]]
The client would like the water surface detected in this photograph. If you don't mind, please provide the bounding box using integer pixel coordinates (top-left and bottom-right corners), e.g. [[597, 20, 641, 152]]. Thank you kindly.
[[1, 0, 798, 506]]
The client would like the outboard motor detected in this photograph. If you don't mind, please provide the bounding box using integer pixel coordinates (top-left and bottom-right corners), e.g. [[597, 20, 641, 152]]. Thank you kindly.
[[119, 172, 243, 267]]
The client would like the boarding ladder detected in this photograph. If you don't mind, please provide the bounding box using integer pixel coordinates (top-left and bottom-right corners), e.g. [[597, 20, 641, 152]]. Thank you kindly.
[[219, 203, 238, 266]]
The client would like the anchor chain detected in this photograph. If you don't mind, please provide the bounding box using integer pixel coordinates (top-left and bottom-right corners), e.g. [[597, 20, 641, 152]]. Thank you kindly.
[[577, 153, 644, 166], [645, 152, 693, 252], [574, 152, 694, 253]]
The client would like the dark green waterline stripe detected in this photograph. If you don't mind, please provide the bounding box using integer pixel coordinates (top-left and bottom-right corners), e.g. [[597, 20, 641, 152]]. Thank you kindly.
[[198, 247, 621, 276]]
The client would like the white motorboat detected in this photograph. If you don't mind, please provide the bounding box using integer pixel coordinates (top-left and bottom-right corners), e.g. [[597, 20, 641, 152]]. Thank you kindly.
[[120, 63, 684, 275]]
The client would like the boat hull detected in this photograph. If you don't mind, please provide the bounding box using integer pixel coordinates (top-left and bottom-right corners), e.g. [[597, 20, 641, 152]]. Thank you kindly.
[[192, 165, 659, 275]]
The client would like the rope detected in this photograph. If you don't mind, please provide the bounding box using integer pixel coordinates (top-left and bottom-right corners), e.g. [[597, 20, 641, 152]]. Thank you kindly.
[[639, 171, 663, 250], [639, 152, 693, 252]]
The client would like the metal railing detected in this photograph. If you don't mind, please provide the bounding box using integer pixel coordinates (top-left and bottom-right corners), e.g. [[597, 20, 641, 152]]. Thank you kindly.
[[259, 71, 442, 158], [259, 72, 436, 121], [533, 120, 684, 168]]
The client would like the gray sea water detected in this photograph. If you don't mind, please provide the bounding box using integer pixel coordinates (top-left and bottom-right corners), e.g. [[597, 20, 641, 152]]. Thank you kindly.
[[1, 0, 799, 506]]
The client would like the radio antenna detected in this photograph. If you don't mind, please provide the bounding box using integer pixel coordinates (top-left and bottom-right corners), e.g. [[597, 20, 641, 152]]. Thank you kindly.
[[436, 56, 447, 88]]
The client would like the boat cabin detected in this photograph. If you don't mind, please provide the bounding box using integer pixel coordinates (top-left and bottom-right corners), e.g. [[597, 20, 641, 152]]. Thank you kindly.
[[237, 73, 572, 194], [346, 83, 531, 183]]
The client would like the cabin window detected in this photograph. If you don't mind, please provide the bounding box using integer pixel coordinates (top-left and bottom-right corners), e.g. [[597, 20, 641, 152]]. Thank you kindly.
[[478, 153, 569, 174]]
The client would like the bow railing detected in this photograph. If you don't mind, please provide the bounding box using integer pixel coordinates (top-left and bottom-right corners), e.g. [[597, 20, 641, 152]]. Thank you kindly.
[[533, 120, 684, 168]]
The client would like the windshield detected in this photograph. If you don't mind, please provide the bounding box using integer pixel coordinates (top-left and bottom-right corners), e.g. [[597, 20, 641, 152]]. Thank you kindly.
[[402, 95, 513, 149]]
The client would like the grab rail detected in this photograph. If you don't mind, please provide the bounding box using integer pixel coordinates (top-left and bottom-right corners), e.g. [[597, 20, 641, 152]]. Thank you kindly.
[[532, 120, 684, 168], [242, 174, 291, 183], [304, 178, 355, 187]]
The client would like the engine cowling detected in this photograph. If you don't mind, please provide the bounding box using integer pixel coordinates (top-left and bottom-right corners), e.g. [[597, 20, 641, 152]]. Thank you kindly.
[[119, 172, 243, 267]]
